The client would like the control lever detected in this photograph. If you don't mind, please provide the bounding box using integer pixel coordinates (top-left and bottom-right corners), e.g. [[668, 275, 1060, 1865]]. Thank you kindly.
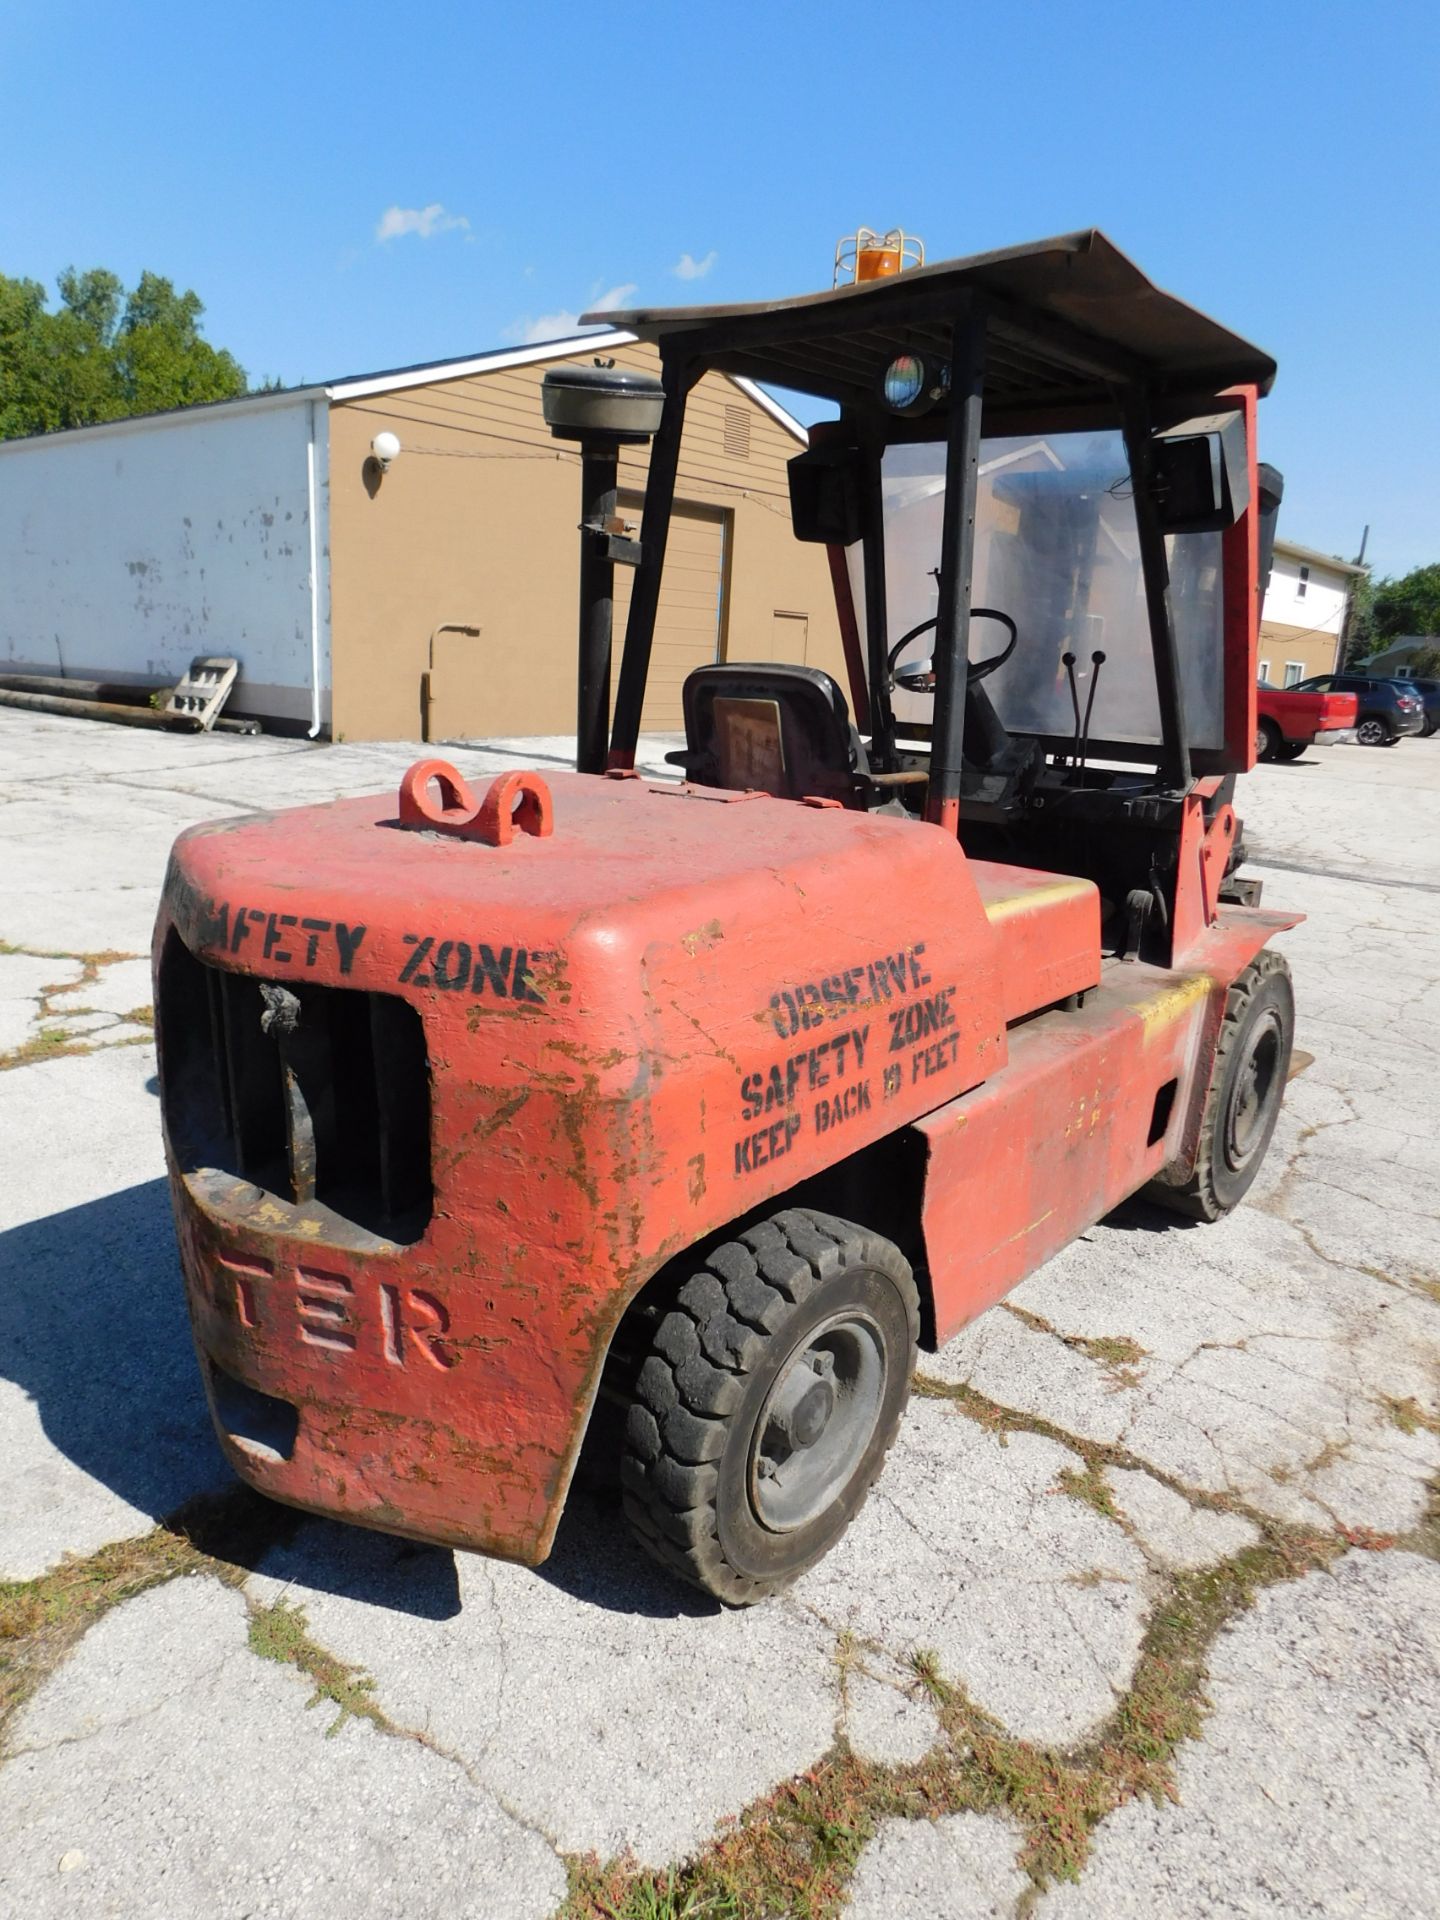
[[1078, 649, 1107, 784], [1062, 652, 1082, 768]]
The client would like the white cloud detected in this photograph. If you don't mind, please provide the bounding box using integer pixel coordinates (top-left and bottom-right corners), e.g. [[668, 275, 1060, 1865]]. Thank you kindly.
[[589, 281, 639, 312], [672, 250, 718, 281], [375, 203, 470, 243], [510, 281, 638, 345], [518, 310, 582, 343]]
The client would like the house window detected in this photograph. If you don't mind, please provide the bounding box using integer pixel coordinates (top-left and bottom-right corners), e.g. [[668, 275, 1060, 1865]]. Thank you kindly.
[[1284, 661, 1305, 687], [1258, 658, 1271, 682], [1297, 565, 1309, 599]]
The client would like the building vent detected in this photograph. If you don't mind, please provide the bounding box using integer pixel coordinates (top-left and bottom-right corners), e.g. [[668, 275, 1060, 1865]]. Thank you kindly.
[[723, 405, 751, 460]]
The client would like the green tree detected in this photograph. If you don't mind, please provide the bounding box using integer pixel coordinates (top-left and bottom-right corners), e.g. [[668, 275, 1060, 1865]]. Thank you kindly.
[[1371, 562, 1440, 643], [0, 265, 248, 439], [1342, 570, 1375, 666]]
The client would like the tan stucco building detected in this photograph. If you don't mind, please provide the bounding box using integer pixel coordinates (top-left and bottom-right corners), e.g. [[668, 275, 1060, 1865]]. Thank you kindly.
[[0, 331, 842, 743]]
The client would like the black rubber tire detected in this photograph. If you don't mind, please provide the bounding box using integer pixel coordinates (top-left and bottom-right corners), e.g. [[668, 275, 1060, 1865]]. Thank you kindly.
[[1147, 950, 1294, 1223], [1274, 740, 1308, 761], [620, 1209, 919, 1605], [1356, 715, 1392, 747], [1255, 718, 1282, 762]]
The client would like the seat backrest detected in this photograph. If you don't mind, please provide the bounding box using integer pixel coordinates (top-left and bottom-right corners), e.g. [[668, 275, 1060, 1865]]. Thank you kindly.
[[677, 663, 861, 801]]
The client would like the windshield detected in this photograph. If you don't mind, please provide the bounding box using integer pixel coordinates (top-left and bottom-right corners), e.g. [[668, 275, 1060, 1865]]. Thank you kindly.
[[850, 430, 1227, 753]]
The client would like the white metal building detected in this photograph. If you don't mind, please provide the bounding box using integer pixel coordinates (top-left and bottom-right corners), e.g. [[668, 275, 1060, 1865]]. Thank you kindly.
[[0, 334, 836, 741]]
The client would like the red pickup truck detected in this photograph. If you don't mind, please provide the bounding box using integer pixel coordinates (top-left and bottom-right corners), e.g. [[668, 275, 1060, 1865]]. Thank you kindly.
[[1256, 681, 1359, 761]]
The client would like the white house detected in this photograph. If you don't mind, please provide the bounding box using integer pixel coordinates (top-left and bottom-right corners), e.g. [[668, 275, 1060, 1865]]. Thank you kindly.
[[1259, 539, 1367, 685]]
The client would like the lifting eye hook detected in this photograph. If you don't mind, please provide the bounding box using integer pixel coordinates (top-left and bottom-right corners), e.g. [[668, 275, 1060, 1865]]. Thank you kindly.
[[397, 758, 554, 847]]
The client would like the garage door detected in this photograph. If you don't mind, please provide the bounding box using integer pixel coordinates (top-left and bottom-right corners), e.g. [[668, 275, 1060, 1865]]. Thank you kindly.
[[612, 495, 727, 734]]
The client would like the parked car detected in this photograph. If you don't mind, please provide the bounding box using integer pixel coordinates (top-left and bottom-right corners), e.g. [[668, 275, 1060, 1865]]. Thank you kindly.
[[1255, 680, 1358, 760], [1291, 674, 1425, 746], [1400, 677, 1440, 736]]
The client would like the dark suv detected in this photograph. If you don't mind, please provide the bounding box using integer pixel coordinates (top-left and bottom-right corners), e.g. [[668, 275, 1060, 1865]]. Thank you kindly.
[[1292, 674, 1425, 746], [1401, 677, 1440, 736]]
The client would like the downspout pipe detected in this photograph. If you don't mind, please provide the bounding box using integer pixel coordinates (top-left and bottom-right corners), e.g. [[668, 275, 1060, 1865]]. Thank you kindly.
[[305, 398, 326, 739]]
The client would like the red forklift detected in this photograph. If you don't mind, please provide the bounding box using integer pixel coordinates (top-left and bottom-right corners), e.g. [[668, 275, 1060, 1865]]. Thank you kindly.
[[156, 231, 1297, 1603]]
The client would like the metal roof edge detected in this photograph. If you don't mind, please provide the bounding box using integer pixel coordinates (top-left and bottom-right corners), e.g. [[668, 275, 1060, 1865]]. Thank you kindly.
[[0, 383, 325, 456], [727, 375, 809, 445], [325, 329, 638, 402], [1272, 538, 1369, 576], [587, 230, 1102, 332]]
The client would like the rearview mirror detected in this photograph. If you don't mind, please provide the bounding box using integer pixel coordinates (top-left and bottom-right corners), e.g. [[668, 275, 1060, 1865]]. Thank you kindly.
[[1153, 409, 1251, 532], [788, 441, 865, 545]]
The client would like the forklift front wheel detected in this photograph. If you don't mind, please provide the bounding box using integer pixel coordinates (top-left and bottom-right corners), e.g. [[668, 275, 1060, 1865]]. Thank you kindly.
[[620, 1210, 919, 1605], [1148, 949, 1294, 1222]]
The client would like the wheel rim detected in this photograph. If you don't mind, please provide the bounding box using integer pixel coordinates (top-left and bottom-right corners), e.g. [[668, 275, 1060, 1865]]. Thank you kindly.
[[1222, 1008, 1284, 1173], [1357, 719, 1385, 745], [747, 1310, 887, 1533], [1254, 727, 1268, 759]]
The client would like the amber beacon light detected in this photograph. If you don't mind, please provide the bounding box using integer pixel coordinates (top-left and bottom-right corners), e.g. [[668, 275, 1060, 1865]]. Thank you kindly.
[[833, 226, 924, 287]]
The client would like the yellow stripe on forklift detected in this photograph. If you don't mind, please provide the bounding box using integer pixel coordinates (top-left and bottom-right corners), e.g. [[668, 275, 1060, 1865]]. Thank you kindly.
[[980, 878, 1094, 922], [1137, 973, 1212, 1043]]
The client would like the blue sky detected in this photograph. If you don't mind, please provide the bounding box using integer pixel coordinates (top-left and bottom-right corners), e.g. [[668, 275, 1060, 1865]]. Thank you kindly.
[[5, 0, 1437, 577]]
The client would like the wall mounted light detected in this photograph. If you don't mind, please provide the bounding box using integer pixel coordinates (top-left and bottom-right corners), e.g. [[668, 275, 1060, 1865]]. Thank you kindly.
[[370, 430, 402, 472]]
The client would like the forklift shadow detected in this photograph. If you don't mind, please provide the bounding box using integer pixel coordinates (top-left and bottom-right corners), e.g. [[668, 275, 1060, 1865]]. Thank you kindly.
[[243, 1481, 707, 1626], [250, 1514, 465, 1622], [0, 1172, 709, 1620], [534, 1482, 722, 1620], [0, 1176, 225, 1541], [1100, 1193, 1203, 1235]]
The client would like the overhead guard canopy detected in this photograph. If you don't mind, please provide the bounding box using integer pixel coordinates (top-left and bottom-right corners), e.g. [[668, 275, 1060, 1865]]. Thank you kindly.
[[586, 231, 1276, 416]]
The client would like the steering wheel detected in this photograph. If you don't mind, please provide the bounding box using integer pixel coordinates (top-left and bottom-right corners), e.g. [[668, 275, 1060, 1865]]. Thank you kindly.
[[887, 607, 1019, 693]]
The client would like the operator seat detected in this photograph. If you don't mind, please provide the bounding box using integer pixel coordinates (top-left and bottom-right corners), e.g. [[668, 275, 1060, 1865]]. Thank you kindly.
[[667, 663, 868, 805], [669, 660, 1039, 812]]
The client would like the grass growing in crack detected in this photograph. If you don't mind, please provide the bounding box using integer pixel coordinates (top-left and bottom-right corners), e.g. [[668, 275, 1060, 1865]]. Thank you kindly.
[[912, 1372, 1015, 1437], [1384, 1394, 1440, 1439], [558, 1511, 1350, 1918], [0, 1027, 77, 1069], [0, 1486, 292, 1745], [1004, 1304, 1148, 1388], [0, 942, 148, 1069], [562, 1751, 895, 1920], [1056, 1462, 1120, 1522], [247, 1597, 384, 1736], [908, 1647, 946, 1700], [559, 1377, 1394, 1917], [912, 1370, 1253, 1526]]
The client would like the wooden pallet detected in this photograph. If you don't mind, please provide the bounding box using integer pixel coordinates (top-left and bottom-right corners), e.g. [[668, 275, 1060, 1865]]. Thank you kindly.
[[164, 656, 239, 731]]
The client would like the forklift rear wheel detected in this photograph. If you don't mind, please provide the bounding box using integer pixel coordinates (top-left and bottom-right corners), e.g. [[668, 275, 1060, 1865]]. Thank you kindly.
[[1148, 949, 1294, 1222], [620, 1209, 919, 1605]]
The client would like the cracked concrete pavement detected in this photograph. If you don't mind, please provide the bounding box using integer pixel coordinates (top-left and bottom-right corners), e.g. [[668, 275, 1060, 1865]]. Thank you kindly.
[[1, 710, 1437, 1916]]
